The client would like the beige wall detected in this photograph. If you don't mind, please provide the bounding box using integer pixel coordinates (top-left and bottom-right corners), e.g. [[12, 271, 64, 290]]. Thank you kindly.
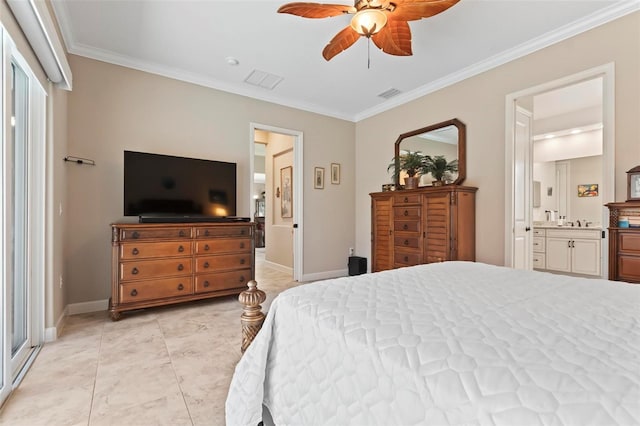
[[65, 55, 356, 304], [2, 1, 68, 329], [355, 12, 640, 267]]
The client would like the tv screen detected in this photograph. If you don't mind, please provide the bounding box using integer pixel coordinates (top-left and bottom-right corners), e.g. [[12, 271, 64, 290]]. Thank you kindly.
[[124, 150, 237, 218]]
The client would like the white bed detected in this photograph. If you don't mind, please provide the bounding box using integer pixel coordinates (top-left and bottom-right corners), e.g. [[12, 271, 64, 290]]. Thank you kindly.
[[226, 261, 640, 426]]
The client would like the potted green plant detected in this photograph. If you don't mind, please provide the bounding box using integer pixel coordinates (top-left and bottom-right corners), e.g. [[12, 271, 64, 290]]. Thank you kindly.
[[422, 155, 458, 186], [388, 150, 425, 189]]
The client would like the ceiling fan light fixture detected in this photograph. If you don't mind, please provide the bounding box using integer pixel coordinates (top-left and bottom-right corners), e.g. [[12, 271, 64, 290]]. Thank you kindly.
[[350, 9, 387, 36]]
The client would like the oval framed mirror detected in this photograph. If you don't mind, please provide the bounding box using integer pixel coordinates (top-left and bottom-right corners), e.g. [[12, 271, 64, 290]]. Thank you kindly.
[[394, 118, 466, 187]]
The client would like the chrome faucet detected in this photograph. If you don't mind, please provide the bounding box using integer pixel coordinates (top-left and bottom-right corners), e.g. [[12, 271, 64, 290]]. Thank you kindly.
[[576, 220, 582, 227]]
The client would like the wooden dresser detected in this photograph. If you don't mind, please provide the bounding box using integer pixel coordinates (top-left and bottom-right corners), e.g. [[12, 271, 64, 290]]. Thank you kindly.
[[605, 201, 640, 283], [110, 222, 254, 319], [371, 185, 477, 272]]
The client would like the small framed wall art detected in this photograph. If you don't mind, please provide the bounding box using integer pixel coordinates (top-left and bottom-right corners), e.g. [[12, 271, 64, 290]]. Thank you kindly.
[[627, 165, 640, 201], [280, 166, 292, 218], [331, 163, 341, 185], [577, 184, 598, 197], [314, 167, 324, 189]]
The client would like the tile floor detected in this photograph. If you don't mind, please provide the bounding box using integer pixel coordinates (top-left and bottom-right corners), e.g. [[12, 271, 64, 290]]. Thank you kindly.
[[0, 249, 299, 425]]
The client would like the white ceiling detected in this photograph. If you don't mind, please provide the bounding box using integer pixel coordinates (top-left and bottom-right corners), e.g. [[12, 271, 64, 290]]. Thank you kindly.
[[51, 0, 637, 122]]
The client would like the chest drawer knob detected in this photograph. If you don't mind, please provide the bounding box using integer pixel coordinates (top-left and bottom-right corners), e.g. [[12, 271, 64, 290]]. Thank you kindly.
[[241, 230, 246, 235], [178, 245, 184, 252], [203, 262, 210, 269], [204, 230, 210, 236], [404, 210, 409, 216], [240, 258, 246, 265], [403, 224, 408, 230], [179, 230, 185, 237], [240, 242, 245, 249], [131, 267, 139, 275], [132, 248, 139, 255], [204, 244, 210, 251], [203, 280, 210, 288], [177, 264, 184, 271], [239, 275, 245, 283], [404, 256, 409, 262], [404, 239, 409, 245], [132, 231, 140, 239], [177, 283, 184, 291], [404, 197, 409, 203], [130, 289, 138, 297]]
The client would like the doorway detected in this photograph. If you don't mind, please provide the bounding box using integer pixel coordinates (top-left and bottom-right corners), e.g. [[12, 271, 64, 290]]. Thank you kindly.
[[249, 123, 303, 282], [505, 64, 615, 278]]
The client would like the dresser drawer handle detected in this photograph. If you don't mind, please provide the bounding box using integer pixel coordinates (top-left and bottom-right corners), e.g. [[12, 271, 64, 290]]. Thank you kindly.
[[204, 244, 210, 251], [404, 210, 409, 216], [240, 258, 246, 265], [131, 267, 139, 275], [239, 276, 245, 283], [403, 224, 408, 230], [179, 230, 185, 237], [404, 256, 409, 262], [241, 230, 245, 235], [177, 283, 184, 291], [132, 248, 139, 255], [404, 197, 409, 203], [240, 242, 245, 249], [130, 289, 138, 297], [203, 280, 210, 288], [132, 231, 140, 239], [404, 240, 409, 246], [203, 262, 210, 269], [204, 230, 210, 236], [177, 264, 184, 271], [178, 245, 184, 253]]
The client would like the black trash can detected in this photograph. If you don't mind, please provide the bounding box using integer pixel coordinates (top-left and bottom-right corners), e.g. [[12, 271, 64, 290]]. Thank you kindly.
[[348, 256, 367, 276]]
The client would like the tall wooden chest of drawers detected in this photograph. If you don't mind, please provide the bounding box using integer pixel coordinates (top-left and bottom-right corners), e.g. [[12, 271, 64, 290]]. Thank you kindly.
[[606, 201, 640, 283], [110, 222, 254, 320], [371, 185, 477, 272]]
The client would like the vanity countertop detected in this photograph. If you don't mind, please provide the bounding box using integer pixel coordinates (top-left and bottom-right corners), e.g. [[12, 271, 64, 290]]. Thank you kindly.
[[533, 223, 602, 230]]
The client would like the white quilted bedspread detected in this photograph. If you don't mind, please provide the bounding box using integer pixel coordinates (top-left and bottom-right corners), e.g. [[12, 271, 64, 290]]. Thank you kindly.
[[226, 262, 640, 426]]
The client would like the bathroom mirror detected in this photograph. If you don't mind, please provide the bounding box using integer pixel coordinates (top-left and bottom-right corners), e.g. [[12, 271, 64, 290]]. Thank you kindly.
[[394, 118, 466, 187]]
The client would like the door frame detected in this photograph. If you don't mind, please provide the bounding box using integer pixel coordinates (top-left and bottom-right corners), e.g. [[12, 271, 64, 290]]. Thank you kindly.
[[504, 63, 615, 277], [249, 123, 304, 282]]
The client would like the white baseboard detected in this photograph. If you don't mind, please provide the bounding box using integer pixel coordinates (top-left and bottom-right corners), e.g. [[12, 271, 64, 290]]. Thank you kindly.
[[67, 299, 109, 315], [263, 260, 293, 275], [301, 269, 348, 282], [44, 305, 68, 342]]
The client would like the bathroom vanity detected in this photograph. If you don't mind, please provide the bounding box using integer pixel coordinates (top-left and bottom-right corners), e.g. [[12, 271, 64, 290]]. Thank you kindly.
[[533, 224, 602, 277]]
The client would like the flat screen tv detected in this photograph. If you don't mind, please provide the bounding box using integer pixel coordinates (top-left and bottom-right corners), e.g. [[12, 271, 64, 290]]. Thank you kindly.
[[124, 150, 237, 221]]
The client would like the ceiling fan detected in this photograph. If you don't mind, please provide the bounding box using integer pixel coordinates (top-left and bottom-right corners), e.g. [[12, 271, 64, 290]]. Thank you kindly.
[[278, 0, 460, 61]]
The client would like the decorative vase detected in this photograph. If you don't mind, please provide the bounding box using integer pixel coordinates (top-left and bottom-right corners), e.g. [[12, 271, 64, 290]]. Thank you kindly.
[[432, 180, 445, 187], [404, 176, 420, 190]]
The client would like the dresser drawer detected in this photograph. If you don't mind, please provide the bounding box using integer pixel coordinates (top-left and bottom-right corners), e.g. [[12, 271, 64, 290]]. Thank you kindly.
[[394, 235, 421, 249], [393, 207, 421, 221], [195, 226, 251, 238], [195, 238, 251, 254], [196, 253, 252, 273], [618, 255, 640, 282], [120, 277, 193, 303], [619, 232, 640, 253], [394, 250, 422, 267], [195, 269, 252, 293], [120, 241, 192, 260], [394, 221, 420, 232], [393, 193, 421, 205], [532, 237, 545, 253], [119, 227, 191, 241], [120, 258, 192, 281], [532, 252, 546, 269]]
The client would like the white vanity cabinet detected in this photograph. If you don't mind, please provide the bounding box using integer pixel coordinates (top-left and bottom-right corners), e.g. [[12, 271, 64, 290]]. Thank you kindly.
[[544, 228, 601, 276]]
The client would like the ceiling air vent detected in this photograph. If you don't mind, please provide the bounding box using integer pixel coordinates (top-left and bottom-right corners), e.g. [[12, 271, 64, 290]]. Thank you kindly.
[[378, 88, 402, 99], [244, 70, 283, 90]]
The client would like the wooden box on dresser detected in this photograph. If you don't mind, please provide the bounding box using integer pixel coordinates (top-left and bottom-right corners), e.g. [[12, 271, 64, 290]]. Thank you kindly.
[[606, 201, 640, 283], [371, 185, 477, 272], [110, 222, 255, 320]]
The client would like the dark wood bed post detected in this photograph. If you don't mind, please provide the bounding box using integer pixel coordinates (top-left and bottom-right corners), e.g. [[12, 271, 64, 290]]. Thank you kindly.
[[238, 280, 266, 353]]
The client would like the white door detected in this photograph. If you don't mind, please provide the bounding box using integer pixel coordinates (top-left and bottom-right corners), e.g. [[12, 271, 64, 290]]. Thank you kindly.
[[545, 237, 572, 273], [512, 107, 533, 270], [572, 238, 601, 276]]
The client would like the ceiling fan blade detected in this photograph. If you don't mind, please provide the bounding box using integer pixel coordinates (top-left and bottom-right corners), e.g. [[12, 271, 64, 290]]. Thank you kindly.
[[322, 26, 361, 61], [391, 0, 460, 21], [278, 2, 356, 18], [371, 19, 412, 56]]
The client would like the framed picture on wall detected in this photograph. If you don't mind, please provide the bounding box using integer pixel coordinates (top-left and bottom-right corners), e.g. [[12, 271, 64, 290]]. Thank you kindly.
[[331, 163, 341, 185], [577, 184, 598, 197], [280, 166, 292, 218], [627, 165, 640, 201], [314, 167, 324, 189]]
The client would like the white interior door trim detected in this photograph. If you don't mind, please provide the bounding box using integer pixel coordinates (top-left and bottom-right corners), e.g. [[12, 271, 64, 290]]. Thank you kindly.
[[249, 122, 304, 282], [505, 62, 615, 272]]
